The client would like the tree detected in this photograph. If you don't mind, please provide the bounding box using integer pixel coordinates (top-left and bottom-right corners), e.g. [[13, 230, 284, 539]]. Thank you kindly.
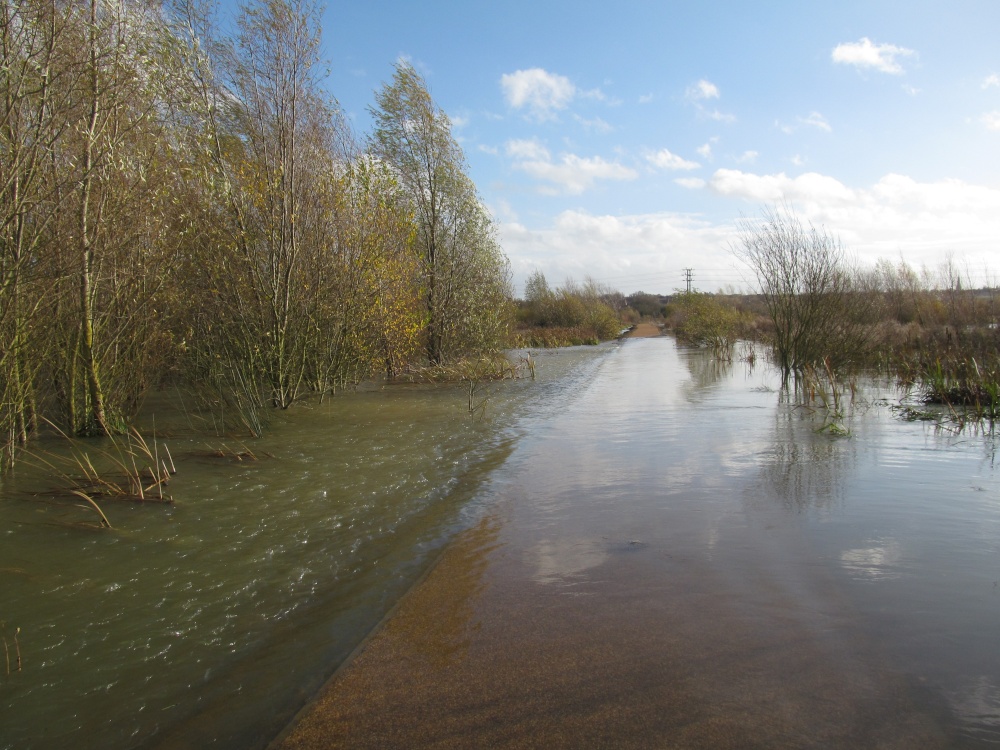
[[734, 204, 875, 380], [370, 60, 511, 364], [198, 0, 348, 410]]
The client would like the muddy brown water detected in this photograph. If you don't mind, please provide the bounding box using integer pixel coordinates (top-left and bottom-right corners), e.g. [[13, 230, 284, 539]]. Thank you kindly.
[[4, 337, 1000, 748]]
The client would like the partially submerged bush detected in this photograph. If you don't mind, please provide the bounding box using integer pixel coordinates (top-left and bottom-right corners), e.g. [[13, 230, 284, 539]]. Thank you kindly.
[[670, 292, 752, 350]]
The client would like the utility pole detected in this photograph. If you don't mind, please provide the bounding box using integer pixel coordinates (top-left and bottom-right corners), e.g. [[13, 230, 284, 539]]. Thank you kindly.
[[683, 268, 694, 294]]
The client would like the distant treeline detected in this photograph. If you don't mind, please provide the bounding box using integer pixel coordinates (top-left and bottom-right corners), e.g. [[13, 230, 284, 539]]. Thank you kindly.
[[667, 206, 1000, 414], [514, 271, 631, 347], [0, 0, 512, 462]]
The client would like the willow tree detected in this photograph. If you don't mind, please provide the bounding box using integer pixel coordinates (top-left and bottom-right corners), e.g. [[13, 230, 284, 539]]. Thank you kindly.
[[0, 0, 81, 448], [202, 0, 347, 410], [369, 61, 511, 364]]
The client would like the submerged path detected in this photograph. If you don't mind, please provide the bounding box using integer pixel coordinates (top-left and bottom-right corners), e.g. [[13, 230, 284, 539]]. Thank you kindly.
[[272, 337, 957, 749]]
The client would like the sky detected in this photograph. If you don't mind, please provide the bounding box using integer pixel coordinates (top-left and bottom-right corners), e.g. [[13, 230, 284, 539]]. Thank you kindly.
[[312, 0, 1000, 296]]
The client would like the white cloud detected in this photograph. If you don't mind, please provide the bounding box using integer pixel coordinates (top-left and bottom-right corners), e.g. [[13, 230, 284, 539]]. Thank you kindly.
[[981, 111, 1000, 131], [706, 109, 737, 123], [832, 37, 915, 75], [791, 154, 805, 167], [499, 172, 1000, 295], [903, 84, 921, 96], [450, 114, 469, 128], [696, 140, 716, 159], [709, 168, 1000, 275], [687, 79, 720, 100], [685, 79, 734, 122], [645, 148, 700, 171], [736, 150, 758, 164], [675, 177, 707, 190], [505, 138, 550, 161], [709, 169, 856, 205], [478, 144, 499, 156], [799, 111, 831, 132], [575, 114, 614, 134], [983, 74, 1000, 89], [580, 87, 611, 103], [507, 143, 637, 195], [638, 93, 654, 104], [501, 210, 736, 293], [501, 68, 576, 120]]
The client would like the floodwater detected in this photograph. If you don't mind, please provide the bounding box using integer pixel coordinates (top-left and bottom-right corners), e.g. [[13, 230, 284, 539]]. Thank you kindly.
[[279, 336, 1000, 749], [4, 337, 1000, 748]]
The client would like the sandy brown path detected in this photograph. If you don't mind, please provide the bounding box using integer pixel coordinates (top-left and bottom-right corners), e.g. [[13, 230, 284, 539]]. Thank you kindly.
[[272, 512, 950, 750], [626, 321, 663, 337]]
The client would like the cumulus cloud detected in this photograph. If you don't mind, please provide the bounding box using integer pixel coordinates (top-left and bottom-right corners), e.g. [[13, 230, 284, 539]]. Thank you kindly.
[[709, 169, 855, 205], [832, 37, 915, 75], [709, 168, 1000, 274], [675, 177, 707, 190], [696, 140, 716, 159], [686, 79, 720, 100], [500, 210, 736, 293], [506, 140, 637, 194], [501, 68, 576, 120], [645, 148, 700, 171], [499, 170, 1000, 295], [799, 111, 831, 132], [736, 151, 758, 164], [982, 111, 1000, 131], [575, 114, 614, 134], [685, 79, 735, 123], [983, 74, 1000, 89], [505, 138, 550, 161]]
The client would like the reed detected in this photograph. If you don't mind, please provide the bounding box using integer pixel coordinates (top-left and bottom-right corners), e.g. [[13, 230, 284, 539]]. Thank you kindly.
[[795, 359, 853, 436], [191, 442, 268, 462], [25, 422, 176, 529]]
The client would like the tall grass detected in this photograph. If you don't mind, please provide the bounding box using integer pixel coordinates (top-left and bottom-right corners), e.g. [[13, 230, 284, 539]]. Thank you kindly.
[[26, 424, 176, 529]]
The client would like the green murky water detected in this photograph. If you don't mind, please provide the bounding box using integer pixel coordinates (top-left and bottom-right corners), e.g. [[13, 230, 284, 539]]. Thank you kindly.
[[0, 347, 608, 749]]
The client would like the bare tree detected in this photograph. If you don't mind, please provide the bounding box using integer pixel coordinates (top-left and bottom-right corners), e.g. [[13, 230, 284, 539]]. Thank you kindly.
[[734, 204, 875, 380]]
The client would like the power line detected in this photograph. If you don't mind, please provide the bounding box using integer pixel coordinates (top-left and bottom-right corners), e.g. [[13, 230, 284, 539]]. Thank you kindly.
[[683, 268, 694, 293]]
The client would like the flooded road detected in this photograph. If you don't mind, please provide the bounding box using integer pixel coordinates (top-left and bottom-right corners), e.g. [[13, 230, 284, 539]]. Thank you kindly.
[[279, 336, 1000, 749], [0, 346, 605, 750]]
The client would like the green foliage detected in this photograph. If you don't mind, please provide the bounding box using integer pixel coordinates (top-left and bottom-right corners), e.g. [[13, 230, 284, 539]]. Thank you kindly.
[[369, 61, 512, 364], [516, 273, 624, 346], [671, 293, 750, 350], [626, 292, 666, 319]]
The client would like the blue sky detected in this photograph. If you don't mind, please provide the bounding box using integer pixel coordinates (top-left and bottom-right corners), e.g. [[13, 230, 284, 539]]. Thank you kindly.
[[316, 0, 1000, 295]]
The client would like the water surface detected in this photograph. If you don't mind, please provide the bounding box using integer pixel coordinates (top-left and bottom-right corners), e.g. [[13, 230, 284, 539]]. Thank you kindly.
[[6, 336, 1000, 747], [0, 346, 606, 749], [280, 336, 1000, 748]]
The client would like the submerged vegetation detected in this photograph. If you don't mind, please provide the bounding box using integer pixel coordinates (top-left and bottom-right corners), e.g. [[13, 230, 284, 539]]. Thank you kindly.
[[0, 0, 512, 470], [663, 204, 1000, 431]]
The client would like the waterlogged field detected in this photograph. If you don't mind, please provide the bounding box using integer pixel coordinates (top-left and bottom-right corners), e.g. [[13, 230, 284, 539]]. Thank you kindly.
[[4, 338, 1000, 748]]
